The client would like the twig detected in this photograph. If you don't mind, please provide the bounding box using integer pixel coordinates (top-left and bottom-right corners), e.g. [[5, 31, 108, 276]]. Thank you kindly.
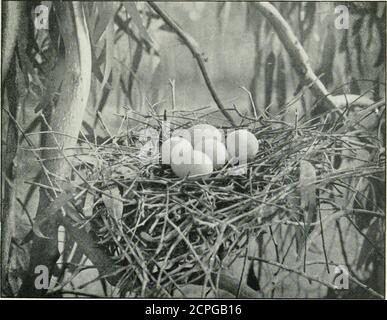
[[237, 231, 250, 298], [169, 79, 176, 112], [318, 198, 330, 273], [147, 2, 236, 126], [240, 86, 259, 121]]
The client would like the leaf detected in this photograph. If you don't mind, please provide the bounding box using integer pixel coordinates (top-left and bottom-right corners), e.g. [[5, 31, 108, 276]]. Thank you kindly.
[[64, 238, 85, 273], [84, 2, 97, 41], [128, 42, 143, 105], [149, 55, 164, 104], [83, 192, 95, 218], [374, 45, 384, 68], [24, 171, 42, 208], [73, 154, 98, 167], [276, 53, 287, 107], [91, 46, 105, 83], [339, 30, 348, 53], [353, 182, 375, 229], [101, 21, 114, 93], [158, 23, 175, 33], [366, 16, 374, 48], [304, 2, 316, 32], [21, 116, 42, 139], [349, 77, 361, 95], [264, 52, 276, 107], [94, 74, 112, 118], [93, 2, 117, 44], [316, 24, 336, 86], [299, 160, 317, 233], [123, 2, 154, 44], [354, 35, 363, 75], [94, 20, 114, 111], [357, 218, 382, 270], [111, 63, 122, 109], [352, 17, 364, 36], [101, 186, 123, 220], [32, 187, 78, 238]]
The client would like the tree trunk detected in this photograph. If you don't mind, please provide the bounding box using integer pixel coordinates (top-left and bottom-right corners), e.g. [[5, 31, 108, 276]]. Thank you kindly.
[[20, 2, 92, 297]]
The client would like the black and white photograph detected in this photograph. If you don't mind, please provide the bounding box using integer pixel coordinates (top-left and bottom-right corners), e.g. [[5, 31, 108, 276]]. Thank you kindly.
[[0, 1, 386, 300]]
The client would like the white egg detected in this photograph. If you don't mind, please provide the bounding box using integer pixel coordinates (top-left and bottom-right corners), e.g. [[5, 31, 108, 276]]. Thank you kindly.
[[226, 129, 259, 163], [171, 149, 213, 179], [189, 123, 223, 147], [161, 137, 192, 165], [194, 137, 228, 169]]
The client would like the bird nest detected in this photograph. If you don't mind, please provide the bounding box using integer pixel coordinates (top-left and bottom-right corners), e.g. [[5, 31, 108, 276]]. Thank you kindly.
[[69, 103, 384, 297]]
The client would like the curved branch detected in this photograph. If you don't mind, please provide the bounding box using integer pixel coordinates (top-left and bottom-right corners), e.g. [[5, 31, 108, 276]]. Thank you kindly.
[[147, 2, 236, 126], [254, 2, 338, 114]]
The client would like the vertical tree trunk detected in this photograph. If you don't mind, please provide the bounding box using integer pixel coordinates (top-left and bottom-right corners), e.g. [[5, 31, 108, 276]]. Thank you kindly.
[[20, 2, 92, 297]]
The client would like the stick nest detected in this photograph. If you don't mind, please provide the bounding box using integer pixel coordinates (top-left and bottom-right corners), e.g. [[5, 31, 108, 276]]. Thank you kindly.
[[68, 104, 384, 297]]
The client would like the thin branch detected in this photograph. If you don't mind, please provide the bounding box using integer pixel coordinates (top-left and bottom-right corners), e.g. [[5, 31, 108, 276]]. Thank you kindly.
[[240, 86, 259, 120], [147, 1, 236, 126]]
